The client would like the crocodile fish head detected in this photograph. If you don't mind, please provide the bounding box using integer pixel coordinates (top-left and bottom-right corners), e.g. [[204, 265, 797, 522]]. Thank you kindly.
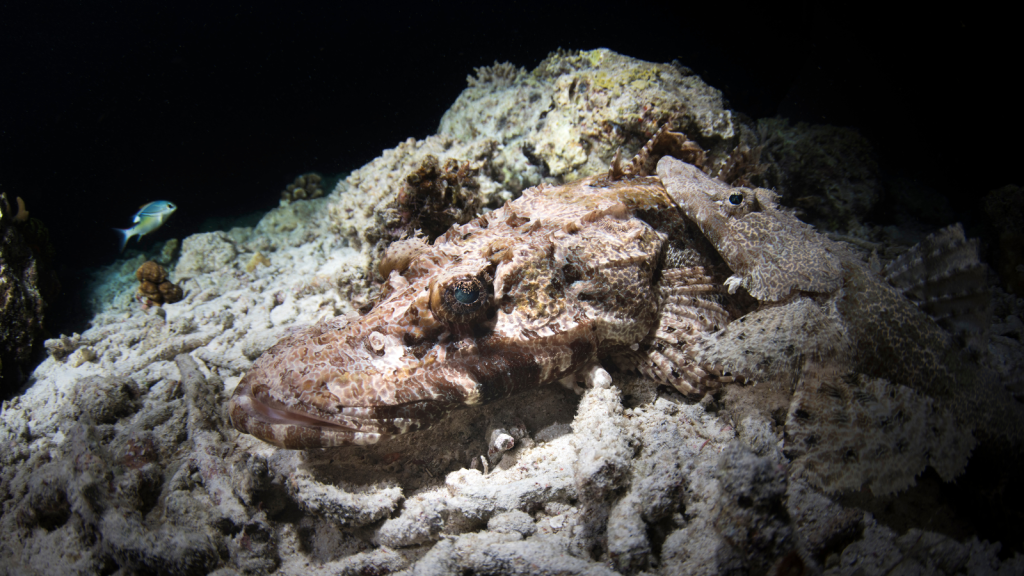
[[229, 176, 669, 448]]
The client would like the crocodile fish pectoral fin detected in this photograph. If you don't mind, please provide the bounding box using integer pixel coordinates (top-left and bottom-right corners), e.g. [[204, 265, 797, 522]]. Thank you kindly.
[[614, 265, 736, 396], [696, 296, 852, 384]]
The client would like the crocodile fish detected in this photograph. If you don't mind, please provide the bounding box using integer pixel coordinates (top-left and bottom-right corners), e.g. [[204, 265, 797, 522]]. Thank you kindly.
[[656, 155, 1014, 494], [229, 129, 746, 449], [230, 128, 1011, 495]]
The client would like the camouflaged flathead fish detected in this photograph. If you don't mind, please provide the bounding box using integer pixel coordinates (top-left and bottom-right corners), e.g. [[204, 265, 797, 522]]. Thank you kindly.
[[230, 127, 1014, 495], [229, 129, 741, 449]]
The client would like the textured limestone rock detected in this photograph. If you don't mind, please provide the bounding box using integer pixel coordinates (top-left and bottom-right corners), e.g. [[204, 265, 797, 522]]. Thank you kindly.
[[175, 231, 239, 279], [712, 443, 802, 576]]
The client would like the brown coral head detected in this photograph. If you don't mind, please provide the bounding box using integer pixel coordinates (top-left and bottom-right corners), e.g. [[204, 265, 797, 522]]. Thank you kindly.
[[281, 172, 324, 202], [138, 281, 161, 302], [158, 281, 184, 304], [136, 261, 168, 284], [134, 261, 182, 305]]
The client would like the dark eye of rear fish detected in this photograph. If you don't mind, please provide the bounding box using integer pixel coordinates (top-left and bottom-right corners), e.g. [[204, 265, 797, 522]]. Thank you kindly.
[[729, 193, 743, 205]]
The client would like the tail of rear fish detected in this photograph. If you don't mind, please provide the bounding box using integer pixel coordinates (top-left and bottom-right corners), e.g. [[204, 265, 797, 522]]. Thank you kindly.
[[113, 227, 136, 252], [884, 223, 991, 347]]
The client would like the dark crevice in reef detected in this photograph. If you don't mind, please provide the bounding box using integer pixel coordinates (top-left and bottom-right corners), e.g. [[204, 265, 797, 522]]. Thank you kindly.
[[839, 443, 1024, 557], [942, 443, 1024, 557]]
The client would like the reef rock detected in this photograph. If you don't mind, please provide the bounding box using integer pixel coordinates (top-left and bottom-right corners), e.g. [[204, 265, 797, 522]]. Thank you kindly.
[[329, 48, 742, 277], [755, 118, 881, 233], [0, 190, 58, 396]]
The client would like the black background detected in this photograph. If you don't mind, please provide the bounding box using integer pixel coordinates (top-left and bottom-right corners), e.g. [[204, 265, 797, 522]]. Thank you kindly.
[[1, 2, 1019, 335]]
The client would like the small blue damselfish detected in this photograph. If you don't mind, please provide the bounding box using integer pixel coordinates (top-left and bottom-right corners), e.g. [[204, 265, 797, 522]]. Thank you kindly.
[[114, 200, 177, 252]]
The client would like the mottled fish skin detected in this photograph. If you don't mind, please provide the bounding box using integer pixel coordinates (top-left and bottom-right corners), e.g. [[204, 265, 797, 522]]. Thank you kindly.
[[229, 158, 736, 449], [656, 157, 844, 301]]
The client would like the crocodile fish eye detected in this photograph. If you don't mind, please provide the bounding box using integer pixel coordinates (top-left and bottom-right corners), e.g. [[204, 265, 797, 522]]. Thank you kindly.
[[430, 275, 488, 323], [728, 193, 744, 205], [454, 285, 479, 304]]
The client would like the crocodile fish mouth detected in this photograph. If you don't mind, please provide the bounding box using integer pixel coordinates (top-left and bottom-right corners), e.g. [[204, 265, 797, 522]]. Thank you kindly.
[[228, 373, 472, 450], [229, 382, 371, 446], [227, 319, 598, 449], [228, 378, 444, 449]]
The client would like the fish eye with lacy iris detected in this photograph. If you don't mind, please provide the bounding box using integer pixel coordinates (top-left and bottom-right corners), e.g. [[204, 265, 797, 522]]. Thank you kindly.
[[229, 126, 1006, 498]]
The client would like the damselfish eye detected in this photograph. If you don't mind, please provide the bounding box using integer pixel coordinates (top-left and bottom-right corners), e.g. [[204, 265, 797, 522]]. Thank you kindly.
[[430, 275, 489, 323], [728, 193, 743, 205]]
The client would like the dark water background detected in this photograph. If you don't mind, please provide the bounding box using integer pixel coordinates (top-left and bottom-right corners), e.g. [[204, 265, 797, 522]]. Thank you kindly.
[[0, 2, 1019, 336]]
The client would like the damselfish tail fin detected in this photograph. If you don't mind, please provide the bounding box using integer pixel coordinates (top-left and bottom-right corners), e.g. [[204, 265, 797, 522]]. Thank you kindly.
[[113, 228, 135, 253]]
